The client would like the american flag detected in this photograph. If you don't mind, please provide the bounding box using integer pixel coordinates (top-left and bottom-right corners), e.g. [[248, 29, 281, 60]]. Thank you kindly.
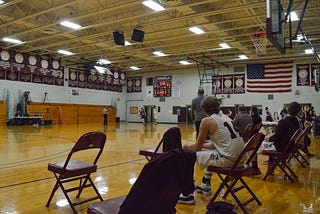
[[246, 61, 293, 93]]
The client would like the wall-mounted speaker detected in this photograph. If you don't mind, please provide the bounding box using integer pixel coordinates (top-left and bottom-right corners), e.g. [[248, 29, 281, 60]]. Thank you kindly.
[[131, 29, 145, 42], [113, 32, 125, 46]]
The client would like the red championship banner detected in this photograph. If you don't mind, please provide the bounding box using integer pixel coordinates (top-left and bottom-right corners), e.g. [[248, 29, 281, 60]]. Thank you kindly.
[[212, 75, 222, 94], [296, 64, 310, 86], [6, 70, 19, 81], [26, 54, 40, 74], [112, 69, 120, 86], [234, 74, 245, 94], [94, 72, 103, 90], [134, 76, 142, 92], [19, 53, 31, 82], [222, 75, 234, 94], [78, 69, 87, 88], [53, 66, 64, 86], [12, 51, 26, 73], [0, 68, 5, 79], [127, 77, 134, 93], [68, 68, 78, 87], [0, 49, 12, 71], [87, 69, 97, 89], [119, 71, 126, 86], [311, 63, 320, 86]]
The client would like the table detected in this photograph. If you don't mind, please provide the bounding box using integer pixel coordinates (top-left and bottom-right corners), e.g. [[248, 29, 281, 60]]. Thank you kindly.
[[12, 116, 42, 126]]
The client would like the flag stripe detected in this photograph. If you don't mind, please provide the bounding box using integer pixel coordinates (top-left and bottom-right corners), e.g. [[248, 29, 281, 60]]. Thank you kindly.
[[247, 61, 293, 93]]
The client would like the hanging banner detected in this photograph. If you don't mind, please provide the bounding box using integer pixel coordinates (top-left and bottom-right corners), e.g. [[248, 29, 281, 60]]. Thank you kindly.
[[234, 74, 245, 94], [296, 64, 310, 86]]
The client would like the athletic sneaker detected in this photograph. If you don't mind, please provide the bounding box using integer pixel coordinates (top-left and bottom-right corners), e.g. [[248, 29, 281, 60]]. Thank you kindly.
[[177, 193, 195, 205], [195, 183, 211, 195]]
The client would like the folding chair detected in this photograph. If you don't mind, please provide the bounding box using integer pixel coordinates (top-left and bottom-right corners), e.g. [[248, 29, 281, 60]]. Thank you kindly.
[[87, 149, 196, 214], [287, 123, 313, 167], [252, 123, 262, 135], [262, 128, 303, 183], [139, 127, 182, 161], [46, 131, 106, 213], [241, 123, 254, 143], [206, 133, 265, 214]]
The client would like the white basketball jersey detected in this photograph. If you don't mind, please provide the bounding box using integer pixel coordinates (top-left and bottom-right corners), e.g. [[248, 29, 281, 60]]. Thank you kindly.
[[209, 112, 244, 161]]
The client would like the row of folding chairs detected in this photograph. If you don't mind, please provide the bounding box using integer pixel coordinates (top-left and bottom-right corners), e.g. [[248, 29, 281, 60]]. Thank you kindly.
[[45, 123, 313, 213]]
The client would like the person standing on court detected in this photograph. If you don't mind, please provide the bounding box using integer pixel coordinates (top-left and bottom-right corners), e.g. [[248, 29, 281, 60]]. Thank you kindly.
[[103, 106, 108, 126], [191, 88, 207, 139]]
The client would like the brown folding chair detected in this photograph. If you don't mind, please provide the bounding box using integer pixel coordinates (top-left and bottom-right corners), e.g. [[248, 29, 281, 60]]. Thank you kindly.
[[241, 123, 254, 143], [206, 133, 265, 214], [139, 127, 182, 161], [252, 123, 262, 135], [46, 131, 106, 213], [262, 128, 303, 183], [287, 123, 313, 167]]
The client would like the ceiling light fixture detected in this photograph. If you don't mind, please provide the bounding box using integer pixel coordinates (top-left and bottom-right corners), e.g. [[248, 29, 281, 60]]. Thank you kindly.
[[57, 49, 74, 55], [290, 11, 299, 21], [179, 60, 192, 65], [94, 66, 113, 75], [189, 26, 205, 35], [130, 66, 140, 70], [219, 43, 231, 49], [0, 1, 4, 5], [142, 0, 165, 12], [60, 21, 82, 29], [125, 40, 132, 46], [305, 49, 313, 54], [153, 51, 166, 57], [97, 59, 111, 65], [2, 37, 23, 44], [238, 54, 248, 59]]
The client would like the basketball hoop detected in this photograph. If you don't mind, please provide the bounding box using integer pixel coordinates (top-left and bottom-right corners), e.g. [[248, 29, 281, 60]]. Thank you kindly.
[[250, 32, 267, 55]]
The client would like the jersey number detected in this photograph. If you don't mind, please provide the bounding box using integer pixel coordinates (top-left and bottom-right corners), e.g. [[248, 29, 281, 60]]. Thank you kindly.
[[223, 122, 237, 139]]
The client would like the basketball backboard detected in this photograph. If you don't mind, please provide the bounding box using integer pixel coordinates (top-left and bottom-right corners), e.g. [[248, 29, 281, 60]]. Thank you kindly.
[[266, 0, 286, 54]]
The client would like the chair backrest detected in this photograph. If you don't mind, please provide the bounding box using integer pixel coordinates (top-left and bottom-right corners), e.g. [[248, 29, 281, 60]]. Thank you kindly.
[[64, 132, 106, 167], [283, 128, 303, 154], [252, 123, 262, 135], [154, 127, 182, 153], [295, 123, 312, 146], [119, 149, 196, 214], [234, 133, 265, 167], [241, 123, 254, 142]]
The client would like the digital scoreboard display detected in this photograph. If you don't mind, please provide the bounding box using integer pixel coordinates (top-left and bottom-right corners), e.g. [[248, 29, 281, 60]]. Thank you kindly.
[[153, 76, 172, 97]]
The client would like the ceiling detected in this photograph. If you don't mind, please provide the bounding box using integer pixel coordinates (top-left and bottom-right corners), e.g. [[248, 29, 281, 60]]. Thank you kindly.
[[0, 0, 319, 75]]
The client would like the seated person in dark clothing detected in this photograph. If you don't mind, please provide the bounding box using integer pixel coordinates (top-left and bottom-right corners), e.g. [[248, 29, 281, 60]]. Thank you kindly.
[[234, 105, 252, 137], [269, 101, 301, 152], [251, 106, 262, 125]]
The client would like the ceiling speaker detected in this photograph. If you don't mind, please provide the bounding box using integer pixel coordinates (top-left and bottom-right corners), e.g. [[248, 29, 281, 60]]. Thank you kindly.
[[113, 32, 125, 46], [131, 29, 145, 42]]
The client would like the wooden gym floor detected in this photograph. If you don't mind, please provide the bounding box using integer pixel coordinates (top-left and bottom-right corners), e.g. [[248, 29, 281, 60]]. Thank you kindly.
[[0, 122, 319, 214]]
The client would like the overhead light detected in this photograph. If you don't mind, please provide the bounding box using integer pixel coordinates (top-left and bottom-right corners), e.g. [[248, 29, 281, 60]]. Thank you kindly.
[[189, 26, 205, 35], [60, 21, 82, 29], [305, 49, 313, 54], [239, 54, 248, 59], [2, 37, 23, 44], [292, 34, 305, 43], [219, 43, 230, 49], [179, 60, 192, 65], [130, 66, 140, 70], [142, 0, 165, 12], [0, 1, 4, 5], [97, 59, 111, 65], [57, 49, 74, 55], [290, 11, 299, 21], [153, 51, 166, 57], [94, 66, 113, 75], [125, 40, 132, 46]]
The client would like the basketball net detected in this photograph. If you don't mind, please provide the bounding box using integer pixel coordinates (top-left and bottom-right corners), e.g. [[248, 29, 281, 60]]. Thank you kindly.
[[250, 32, 267, 55]]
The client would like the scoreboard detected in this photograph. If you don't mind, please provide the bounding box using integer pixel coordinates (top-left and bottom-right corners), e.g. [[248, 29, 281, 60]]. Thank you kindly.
[[153, 76, 172, 97]]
